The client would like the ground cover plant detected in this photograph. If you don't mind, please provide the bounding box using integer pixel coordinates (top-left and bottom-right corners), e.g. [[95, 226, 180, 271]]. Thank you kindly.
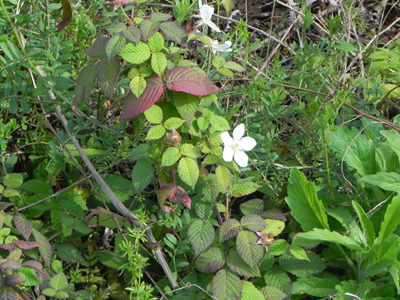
[[1, 0, 400, 299]]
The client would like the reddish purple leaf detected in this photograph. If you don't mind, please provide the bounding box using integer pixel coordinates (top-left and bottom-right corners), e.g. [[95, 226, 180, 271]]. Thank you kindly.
[[170, 185, 191, 209], [32, 229, 52, 267], [0, 243, 15, 251], [86, 36, 110, 58], [72, 63, 97, 116], [97, 56, 120, 98], [0, 202, 15, 210], [120, 75, 164, 120], [162, 205, 176, 212], [56, 0, 72, 31], [4, 274, 26, 287], [13, 214, 32, 240], [1, 259, 21, 270], [164, 67, 220, 96], [13, 240, 40, 250], [22, 260, 43, 270]]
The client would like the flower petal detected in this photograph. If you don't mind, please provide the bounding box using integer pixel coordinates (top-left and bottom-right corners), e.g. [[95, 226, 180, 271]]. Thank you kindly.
[[234, 150, 249, 167], [240, 137, 257, 151], [220, 131, 232, 147], [206, 20, 221, 32], [217, 41, 232, 52], [233, 124, 245, 139], [200, 5, 214, 20], [223, 146, 234, 162]]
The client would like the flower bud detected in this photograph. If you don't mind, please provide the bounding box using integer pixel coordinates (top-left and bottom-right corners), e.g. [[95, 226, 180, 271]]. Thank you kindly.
[[166, 128, 181, 147]]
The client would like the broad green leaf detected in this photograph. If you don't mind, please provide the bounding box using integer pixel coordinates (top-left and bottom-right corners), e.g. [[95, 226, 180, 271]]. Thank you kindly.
[[86, 36, 109, 58], [202, 154, 219, 165], [131, 144, 150, 160], [42, 288, 56, 297], [164, 117, 185, 130], [202, 174, 219, 202], [361, 172, 400, 193], [160, 21, 188, 45], [55, 292, 69, 298], [227, 250, 261, 277], [105, 22, 126, 33], [236, 231, 264, 267], [144, 105, 163, 124], [123, 26, 141, 44], [240, 214, 267, 232], [150, 12, 172, 23], [106, 34, 126, 61], [151, 52, 167, 75], [241, 281, 264, 300], [179, 143, 201, 158], [224, 61, 246, 72], [292, 277, 338, 297], [178, 157, 199, 189], [285, 168, 329, 231], [132, 160, 154, 192], [210, 269, 242, 300], [56, 243, 84, 263], [18, 267, 40, 286], [231, 181, 260, 197], [148, 32, 164, 52], [195, 247, 224, 273], [289, 245, 309, 261], [161, 147, 181, 166], [264, 269, 292, 298], [32, 229, 52, 267], [129, 76, 146, 98], [50, 273, 68, 291], [119, 42, 151, 64], [187, 219, 214, 256], [20, 179, 53, 195], [334, 41, 357, 52], [215, 165, 231, 194], [220, 219, 243, 243], [240, 199, 264, 215], [146, 125, 166, 140], [268, 239, 289, 256], [140, 20, 159, 41], [213, 55, 225, 69], [218, 67, 234, 79], [259, 286, 286, 300], [169, 91, 200, 126], [194, 201, 213, 219], [209, 115, 230, 131], [365, 235, 400, 276], [72, 63, 97, 108], [96, 250, 129, 269], [97, 56, 120, 98], [4, 189, 20, 197], [389, 261, 400, 294], [197, 117, 208, 131], [279, 250, 325, 278], [378, 195, 400, 242], [352, 201, 375, 247], [4, 173, 23, 188], [295, 229, 364, 251], [381, 130, 400, 162]]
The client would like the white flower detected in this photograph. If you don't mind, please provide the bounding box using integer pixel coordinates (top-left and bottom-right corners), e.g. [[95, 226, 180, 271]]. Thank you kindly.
[[207, 38, 232, 54], [196, 0, 220, 33], [221, 124, 257, 167]]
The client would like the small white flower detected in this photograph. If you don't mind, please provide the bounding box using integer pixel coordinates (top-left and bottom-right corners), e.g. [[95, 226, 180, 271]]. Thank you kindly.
[[195, 0, 221, 33], [221, 124, 257, 167], [207, 38, 232, 54]]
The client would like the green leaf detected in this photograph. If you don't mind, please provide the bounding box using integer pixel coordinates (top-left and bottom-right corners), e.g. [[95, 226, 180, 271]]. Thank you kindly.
[[220, 219, 243, 243], [161, 147, 181, 166], [105, 22, 126, 33], [72, 63, 97, 108], [236, 231, 264, 267], [195, 247, 225, 273], [202, 154, 219, 165], [361, 172, 400, 193], [187, 219, 215, 256], [264, 269, 292, 298], [289, 245, 309, 261], [129, 76, 147, 98], [86, 36, 109, 58], [123, 26, 141, 44], [240, 199, 264, 215], [106, 34, 126, 61], [240, 214, 267, 232], [55, 291, 69, 298], [50, 273, 68, 291], [292, 277, 338, 297], [224, 61, 246, 72], [259, 286, 287, 300], [212, 56, 225, 69], [18, 267, 40, 286], [197, 117, 208, 131], [231, 181, 260, 197], [132, 160, 154, 192], [20, 179, 52, 195], [32, 229, 52, 267], [164, 117, 185, 130], [4, 173, 23, 188], [365, 235, 400, 276], [178, 157, 199, 189], [42, 288, 57, 297], [119, 42, 151, 64], [334, 41, 357, 52], [378, 195, 400, 242], [209, 115, 230, 131], [97, 56, 120, 98], [144, 104, 163, 124], [146, 125, 166, 140], [148, 32, 164, 52], [150, 12, 172, 23], [227, 250, 261, 277], [169, 91, 200, 126], [151, 52, 167, 75], [218, 67, 234, 79], [202, 174, 220, 202], [160, 21, 188, 45], [210, 269, 242, 300], [56, 243, 84, 263], [381, 130, 400, 162], [294, 229, 364, 251], [180, 143, 201, 158], [269, 239, 289, 256], [215, 165, 231, 194], [285, 168, 329, 231], [352, 201, 375, 247], [131, 144, 150, 160], [96, 250, 129, 269], [140, 20, 159, 41], [241, 281, 264, 300], [4, 188, 20, 197]]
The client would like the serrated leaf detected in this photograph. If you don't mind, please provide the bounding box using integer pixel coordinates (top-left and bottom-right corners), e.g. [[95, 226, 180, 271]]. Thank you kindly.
[[240, 214, 267, 232], [285, 168, 329, 231], [365, 235, 400, 276], [32, 229, 52, 267], [131, 144, 150, 161], [42, 288, 57, 297], [129, 76, 146, 98], [140, 20, 159, 41], [218, 67, 234, 79], [144, 104, 163, 124], [227, 250, 261, 277], [279, 250, 326, 278], [86, 36, 109, 58], [269, 239, 289, 256], [164, 67, 220, 96], [119, 42, 151, 64], [106, 34, 126, 61], [20, 179, 52, 195], [264, 269, 292, 297], [194, 201, 213, 219], [202, 174, 219, 202], [160, 21, 188, 45], [4, 173, 23, 188], [120, 76, 164, 120], [150, 12, 172, 23], [106, 22, 126, 33], [197, 116, 208, 131], [263, 219, 285, 236], [202, 154, 219, 165], [13, 240, 40, 250], [210, 269, 242, 300], [213, 56, 225, 69], [209, 115, 230, 131], [231, 181, 260, 197], [4, 274, 26, 287], [151, 52, 167, 75], [195, 247, 225, 273], [148, 32, 164, 52], [161, 147, 181, 166], [240, 199, 264, 215], [97, 56, 119, 98], [241, 281, 264, 300], [4, 189, 20, 197], [18, 266, 40, 285], [96, 250, 129, 269], [224, 61, 246, 72], [13, 214, 32, 241], [50, 272, 68, 291], [219, 219, 243, 243], [71, 63, 97, 111], [180, 143, 201, 158], [289, 245, 309, 260], [215, 165, 231, 194], [56, 243, 84, 263], [178, 157, 199, 189], [187, 219, 214, 256], [123, 26, 141, 44], [260, 286, 287, 300], [164, 117, 185, 130], [237, 231, 263, 267], [132, 160, 154, 192], [146, 125, 165, 140], [169, 91, 199, 126], [292, 277, 338, 298]]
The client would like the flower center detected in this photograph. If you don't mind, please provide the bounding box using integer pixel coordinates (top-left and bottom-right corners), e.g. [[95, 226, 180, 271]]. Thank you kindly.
[[231, 139, 242, 152]]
